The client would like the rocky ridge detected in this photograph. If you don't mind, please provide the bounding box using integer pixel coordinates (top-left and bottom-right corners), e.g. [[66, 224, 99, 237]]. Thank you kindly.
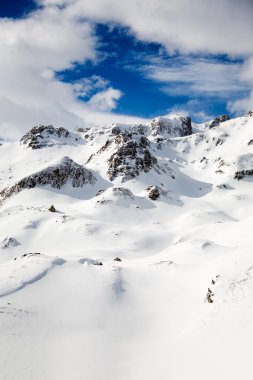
[[0, 157, 96, 201], [20, 125, 82, 149]]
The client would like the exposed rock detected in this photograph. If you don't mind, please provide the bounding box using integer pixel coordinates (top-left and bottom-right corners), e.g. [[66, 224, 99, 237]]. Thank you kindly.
[[96, 189, 105, 197], [151, 115, 192, 137], [112, 187, 134, 199], [235, 169, 253, 180], [114, 257, 122, 262], [22, 252, 41, 257], [20, 125, 82, 149], [48, 205, 56, 212], [216, 184, 234, 190], [248, 139, 253, 145], [212, 133, 229, 146], [94, 261, 103, 266], [1, 237, 20, 249], [111, 126, 122, 136], [0, 157, 96, 201], [145, 185, 169, 200], [111, 124, 147, 136], [246, 110, 253, 117], [206, 288, 214, 303], [107, 132, 157, 182], [209, 115, 230, 129], [76, 127, 90, 133], [95, 187, 135, 205], [200, 156, 208, 164], [79, 258, 103, 266]]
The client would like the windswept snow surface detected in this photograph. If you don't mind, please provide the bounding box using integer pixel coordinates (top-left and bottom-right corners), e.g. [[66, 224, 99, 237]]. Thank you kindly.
[[1, 115, 253, 379]]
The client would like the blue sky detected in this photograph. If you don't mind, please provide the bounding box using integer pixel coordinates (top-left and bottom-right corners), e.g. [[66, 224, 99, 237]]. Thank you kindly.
[[0, 0, 37, 18], [59, 23, 248, 121], [0, 0, 252, 137]]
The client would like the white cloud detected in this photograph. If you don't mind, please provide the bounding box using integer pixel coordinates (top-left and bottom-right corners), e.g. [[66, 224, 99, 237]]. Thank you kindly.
[[167, 99, 217, 123], [0, 4, 144, 139], [144, 57, 248, 98], [230, 57, 253, 114], [72, 75, 110, 98], [63, 0, 253, 56], [1, 0, 253, 138], [0, 5, 95, 138], [60, 0, 253, 114], [87, 87, 122, 112], [71, 105, 150, 127]]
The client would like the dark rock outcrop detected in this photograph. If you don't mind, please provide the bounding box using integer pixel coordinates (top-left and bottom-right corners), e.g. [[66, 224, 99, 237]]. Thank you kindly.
[[48, 205, 56, 212], [151, 116, 192, 137], [107, 132, 157, 182], [0, 157, 96, 201], [216, 184, 233, 190], [234, 169, 253, 180], [209, 115, 230, 129], [20, 125, 81, 149], [112, 187, 134, 199], [206, 288, 214, 303], [246, 111, 253, 117], [145, 185, 169, 200]]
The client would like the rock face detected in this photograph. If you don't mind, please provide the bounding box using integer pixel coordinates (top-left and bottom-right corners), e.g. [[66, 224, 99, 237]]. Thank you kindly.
[[48, 205, 56, 212], [209, 115, 230, 129], [20, 125, 81, 149], [145, 185, 169, 200], [107, 131, 157, 182], [0, 157, 96, 201], [247, 111, 253, 117], [234, 169, 253, 180], [150, 115, 192, 137], [112, 187, 135, 199]]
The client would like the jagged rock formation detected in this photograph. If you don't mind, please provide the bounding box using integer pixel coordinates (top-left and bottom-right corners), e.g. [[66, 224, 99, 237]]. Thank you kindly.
[[111, 124, 147, 136], [206, 288, 214, 303], [145, 185, 169, 200], [216, 184, 233, 190], [48, 205, 56, 212], [112, 187, 135, 199], [150, 115, 192, 137], [235, 169, 253, 180], [0, 157, 96, 201], [247, 111, 253, 117], [209, 115, 230, 129], [107, 132, 157, 181], [20, 125, 82, 149]]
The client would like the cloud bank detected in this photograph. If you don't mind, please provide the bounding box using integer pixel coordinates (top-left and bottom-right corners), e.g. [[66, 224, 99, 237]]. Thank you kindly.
[[0, 0, 252, 137], [63, 0, 253, 115]]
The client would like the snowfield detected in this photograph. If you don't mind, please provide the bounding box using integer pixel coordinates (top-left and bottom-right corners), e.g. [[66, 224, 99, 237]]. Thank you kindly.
[[1, 113, 253, 379]]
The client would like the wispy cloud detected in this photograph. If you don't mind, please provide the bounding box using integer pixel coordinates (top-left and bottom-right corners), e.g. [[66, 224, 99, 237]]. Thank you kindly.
[[143, 56, 249, 98], [58, 0, 253, 114], [1, 0, 253, 138]]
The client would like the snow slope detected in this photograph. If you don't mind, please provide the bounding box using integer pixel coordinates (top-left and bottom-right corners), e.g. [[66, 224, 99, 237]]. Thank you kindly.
[[1, 114, 253, 379]]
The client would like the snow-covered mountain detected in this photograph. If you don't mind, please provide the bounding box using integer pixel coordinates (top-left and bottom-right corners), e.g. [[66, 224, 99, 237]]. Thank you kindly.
[[1, 112, 253, 380]]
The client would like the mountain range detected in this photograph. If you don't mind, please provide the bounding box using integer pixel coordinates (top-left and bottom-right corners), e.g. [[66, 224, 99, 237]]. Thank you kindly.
[[1, 111, 253, 380]]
